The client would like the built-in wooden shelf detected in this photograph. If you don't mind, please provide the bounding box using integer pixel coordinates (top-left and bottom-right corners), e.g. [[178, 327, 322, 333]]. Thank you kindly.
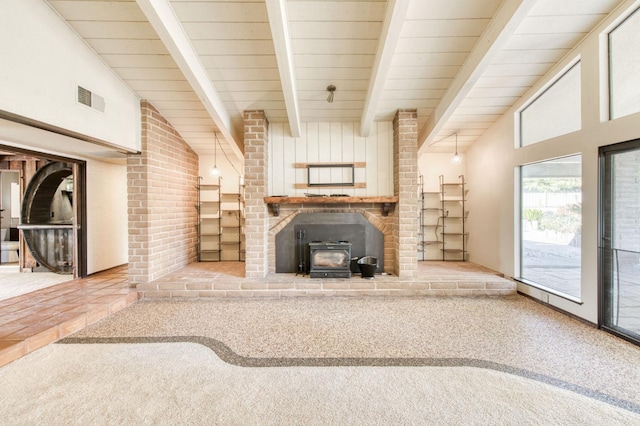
[[263, 196, 399, 217]]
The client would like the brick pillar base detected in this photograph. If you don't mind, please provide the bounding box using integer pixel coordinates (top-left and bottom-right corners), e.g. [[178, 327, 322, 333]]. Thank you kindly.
[[244, 110, 269, 278], [393, 109, 418, 277]]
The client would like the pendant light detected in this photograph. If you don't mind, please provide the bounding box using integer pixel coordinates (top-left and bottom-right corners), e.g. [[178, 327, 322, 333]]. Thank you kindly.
[[211, 133, 221, 176], [451, 133, 462, 165]]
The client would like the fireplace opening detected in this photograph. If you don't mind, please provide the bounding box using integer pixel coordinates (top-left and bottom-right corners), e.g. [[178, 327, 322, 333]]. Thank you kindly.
[[309, 241, 352, 278], [275, 213, 384, 274]]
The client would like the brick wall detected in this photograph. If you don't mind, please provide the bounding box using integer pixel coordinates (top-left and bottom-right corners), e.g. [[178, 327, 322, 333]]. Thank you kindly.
[[393, 109, 418, 277], [127, 101, 199, 286], [243, 110, 270, 278]]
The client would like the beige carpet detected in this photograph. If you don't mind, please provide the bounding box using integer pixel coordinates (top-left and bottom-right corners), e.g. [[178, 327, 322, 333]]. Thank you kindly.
[[0, 271, 73, 301], [66, 297, 640, 409], [1, 342, 639, 425]]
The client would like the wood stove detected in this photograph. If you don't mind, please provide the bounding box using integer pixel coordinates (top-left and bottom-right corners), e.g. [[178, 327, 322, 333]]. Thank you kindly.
[[308, 241, 352, 278], [276, 215, 384, 274]]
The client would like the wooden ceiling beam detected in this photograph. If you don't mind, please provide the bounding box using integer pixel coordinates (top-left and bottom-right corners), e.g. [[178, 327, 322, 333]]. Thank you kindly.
[[360, 0, 410, 137], [135, 0, 242, 160], [266, 0, 301, 138], [418, 0, 538, 152]]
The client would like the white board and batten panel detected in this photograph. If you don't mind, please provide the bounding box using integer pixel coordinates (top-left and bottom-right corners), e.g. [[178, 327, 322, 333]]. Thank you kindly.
[[269, 122, 394, 197]]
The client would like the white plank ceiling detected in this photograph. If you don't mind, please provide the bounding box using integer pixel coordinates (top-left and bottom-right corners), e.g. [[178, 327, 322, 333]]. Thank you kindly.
[[46, 0, 625, 161]]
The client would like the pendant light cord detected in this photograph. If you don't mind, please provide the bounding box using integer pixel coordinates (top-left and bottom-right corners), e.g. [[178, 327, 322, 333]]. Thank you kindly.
[[216, 134, 241, 176]]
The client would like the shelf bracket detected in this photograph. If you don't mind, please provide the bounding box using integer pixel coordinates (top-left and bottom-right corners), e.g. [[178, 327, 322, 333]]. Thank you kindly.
[[269, 203, 280, 217], [382, 202, 392, 217]]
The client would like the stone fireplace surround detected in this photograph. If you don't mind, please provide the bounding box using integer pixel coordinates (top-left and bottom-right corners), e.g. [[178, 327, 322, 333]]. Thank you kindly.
[[242, 109, 419, 279]]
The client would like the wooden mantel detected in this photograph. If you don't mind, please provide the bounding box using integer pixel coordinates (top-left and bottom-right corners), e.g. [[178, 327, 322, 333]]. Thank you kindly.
[[263, 196, 399, 217]]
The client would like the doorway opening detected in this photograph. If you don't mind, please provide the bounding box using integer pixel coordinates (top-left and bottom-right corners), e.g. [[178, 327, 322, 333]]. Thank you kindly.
[[0, 145, 86, 284]]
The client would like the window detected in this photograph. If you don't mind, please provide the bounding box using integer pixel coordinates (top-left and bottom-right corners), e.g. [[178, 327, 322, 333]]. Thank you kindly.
[[520, 62, 581, 147], [609, 8, 640, 119], [520, 155, 582, 301]]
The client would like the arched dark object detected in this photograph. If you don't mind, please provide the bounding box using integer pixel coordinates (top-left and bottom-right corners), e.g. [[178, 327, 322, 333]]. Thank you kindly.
[[20, 162, 74, 274]]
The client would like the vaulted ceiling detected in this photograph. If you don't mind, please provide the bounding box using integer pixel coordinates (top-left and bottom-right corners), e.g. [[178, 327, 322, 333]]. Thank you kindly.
[[47, 0, 624, 164]]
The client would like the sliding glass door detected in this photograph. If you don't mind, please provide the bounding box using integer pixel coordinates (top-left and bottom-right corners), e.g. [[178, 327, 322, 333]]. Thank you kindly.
[[600, 140, 640, 344]]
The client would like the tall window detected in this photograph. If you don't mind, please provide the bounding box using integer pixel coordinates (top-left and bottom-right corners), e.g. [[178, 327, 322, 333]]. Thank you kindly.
[[521, 155, 582, 300], [609, 8, 640, 119], [520, 62, 581, 147]]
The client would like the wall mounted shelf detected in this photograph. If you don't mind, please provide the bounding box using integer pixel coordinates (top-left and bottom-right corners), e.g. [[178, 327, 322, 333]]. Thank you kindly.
[[417, 175, 468, 261], [197, 180, 221, 262]]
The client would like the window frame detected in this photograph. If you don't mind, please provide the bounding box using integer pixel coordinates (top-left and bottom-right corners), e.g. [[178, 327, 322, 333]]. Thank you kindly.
[[517, 154, 583, 304], [608, 6, 640, 120]]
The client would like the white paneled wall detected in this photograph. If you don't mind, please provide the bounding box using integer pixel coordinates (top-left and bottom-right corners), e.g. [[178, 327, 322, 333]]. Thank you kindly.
[[269, 122, 394, 197]]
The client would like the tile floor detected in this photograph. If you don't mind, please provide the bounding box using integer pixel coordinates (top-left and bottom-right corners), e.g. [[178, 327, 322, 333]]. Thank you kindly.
[[0, 265, 137, 367]]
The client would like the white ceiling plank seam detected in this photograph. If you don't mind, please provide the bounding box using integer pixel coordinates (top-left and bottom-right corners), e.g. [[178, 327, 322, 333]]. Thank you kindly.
[[265, 0, 301, 138], [418, 0, 538, 152], [135, 0, 242, 160], [360, 0, 411, 137]]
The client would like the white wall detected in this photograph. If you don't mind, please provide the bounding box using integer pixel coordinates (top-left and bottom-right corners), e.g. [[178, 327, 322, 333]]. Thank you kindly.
[[198, 153, 243, 194], [86, 160, 128, 274], [0, 0, 137, 275], [0, 0, 140, 152], [418, 153, 466, 192], [465, 0, 640, 323], [466, 112, 518, 275], [269, 122, 394, 196]]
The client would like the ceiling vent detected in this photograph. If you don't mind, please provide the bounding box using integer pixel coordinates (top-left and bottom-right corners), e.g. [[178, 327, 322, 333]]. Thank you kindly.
[[77, 86, 105, 112]]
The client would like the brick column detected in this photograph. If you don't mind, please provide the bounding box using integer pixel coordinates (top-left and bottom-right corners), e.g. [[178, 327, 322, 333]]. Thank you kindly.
[[244, 110, 269, 278], [393, 109, 418, 277]]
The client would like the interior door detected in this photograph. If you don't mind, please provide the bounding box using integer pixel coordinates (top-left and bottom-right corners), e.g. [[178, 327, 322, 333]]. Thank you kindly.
[[600, 139, 640, 345]]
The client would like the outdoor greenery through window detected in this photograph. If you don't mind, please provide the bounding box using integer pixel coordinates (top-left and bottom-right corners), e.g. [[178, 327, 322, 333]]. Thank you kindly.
[[520, 62, 581, 147], [609, 7, 640, 119], [521, 155, 582, 300]]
